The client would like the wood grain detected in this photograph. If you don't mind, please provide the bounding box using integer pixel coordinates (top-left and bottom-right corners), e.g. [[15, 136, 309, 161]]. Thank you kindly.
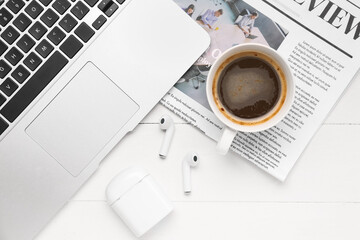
[[36, 74, 360, 239]]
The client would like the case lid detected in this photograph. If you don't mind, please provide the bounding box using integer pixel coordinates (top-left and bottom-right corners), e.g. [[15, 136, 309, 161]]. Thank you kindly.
[[106, 167, 149, 205]]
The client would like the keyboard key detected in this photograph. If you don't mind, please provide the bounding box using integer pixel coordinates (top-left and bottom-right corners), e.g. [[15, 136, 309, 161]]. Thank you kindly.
[[0, 116, 9, 135], [105, 3, 119, 17], [74, 22, 94, 43], [25, 0, 44, 19], [105, 2, 118, 17], [0, 39, 8, 56], [92, 15, 106, 30], [13, 13, 32, 31], [11, 64, 30, 83], [17, 34, 36, 53], [85, 0, 99, 7], [47, 26, 66, 45], [23, 52, 42, 71], [1, 26, 20, 44], [40, 0, 53, 6], [98, 0, 111, 11], [0, 51, 68, 122], [0, 8, 13, 27], [29, 21, 47, 40], [59, 13, 77, 32], [116, 0, 125, 4], [52, 0, 71, 15], [35, 39, 54, 58], [5, 47, 24, 66], [0, 60, 11, 78], [40, 8, 59, 27], [60, 35, 83, 59], [6, 0, 25, 14], [0, 93, 5, 106], [0, 77, 18, 96], [71, 1, 89, 20]]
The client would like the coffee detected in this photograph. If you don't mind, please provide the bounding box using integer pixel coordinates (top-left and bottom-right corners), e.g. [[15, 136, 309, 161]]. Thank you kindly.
[[212, 51, 287, 124]]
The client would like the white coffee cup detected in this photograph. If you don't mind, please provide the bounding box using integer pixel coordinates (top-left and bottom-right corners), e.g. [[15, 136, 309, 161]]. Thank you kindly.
[[206, 43, 295, 155]]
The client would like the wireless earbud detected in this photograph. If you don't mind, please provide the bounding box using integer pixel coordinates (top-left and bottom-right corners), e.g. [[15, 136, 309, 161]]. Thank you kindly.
[[182, 152, 199, 194], [159, 115, 174, 159]]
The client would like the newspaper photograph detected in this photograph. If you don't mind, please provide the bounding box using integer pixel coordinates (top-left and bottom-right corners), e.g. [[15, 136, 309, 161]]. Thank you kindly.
[[161, 0, 360, 181], [176, 0, 288, 110]]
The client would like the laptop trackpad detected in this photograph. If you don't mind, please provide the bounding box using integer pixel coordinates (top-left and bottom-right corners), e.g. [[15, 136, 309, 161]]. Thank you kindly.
[[26, 62, 139, 176]]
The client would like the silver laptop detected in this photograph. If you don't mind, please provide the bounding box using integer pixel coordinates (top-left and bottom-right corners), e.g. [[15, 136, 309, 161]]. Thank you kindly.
[[0, 0, 209, 239]]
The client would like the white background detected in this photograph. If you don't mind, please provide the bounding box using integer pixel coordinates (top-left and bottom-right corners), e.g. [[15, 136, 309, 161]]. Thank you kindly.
[[34, 70, 360, 240]]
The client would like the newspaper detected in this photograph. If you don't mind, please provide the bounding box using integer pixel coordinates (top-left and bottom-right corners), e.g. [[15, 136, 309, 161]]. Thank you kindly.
[[161, 0, 360, 181]]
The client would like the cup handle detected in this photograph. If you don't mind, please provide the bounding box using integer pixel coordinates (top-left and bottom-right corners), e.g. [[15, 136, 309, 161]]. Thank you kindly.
[[216, 127, 238, 155]]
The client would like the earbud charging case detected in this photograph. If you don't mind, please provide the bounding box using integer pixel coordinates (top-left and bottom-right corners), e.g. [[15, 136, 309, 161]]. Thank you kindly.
[[106, 167, 173, 237]]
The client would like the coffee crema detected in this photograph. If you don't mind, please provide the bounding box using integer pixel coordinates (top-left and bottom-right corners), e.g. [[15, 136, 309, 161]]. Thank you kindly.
[[212, 51, 287, 125]]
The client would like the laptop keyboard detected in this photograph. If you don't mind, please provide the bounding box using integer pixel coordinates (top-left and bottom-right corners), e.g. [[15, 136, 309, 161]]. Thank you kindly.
[[0, 0, 126, 136]]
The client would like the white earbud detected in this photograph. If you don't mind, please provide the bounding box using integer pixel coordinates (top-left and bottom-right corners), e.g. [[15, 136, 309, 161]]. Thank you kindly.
[[159, 115, 174, 159], [182, 152, 199, 194]]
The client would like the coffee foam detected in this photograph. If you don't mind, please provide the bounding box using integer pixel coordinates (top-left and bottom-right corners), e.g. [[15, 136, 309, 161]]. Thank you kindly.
[[212, 51, 287, 126]]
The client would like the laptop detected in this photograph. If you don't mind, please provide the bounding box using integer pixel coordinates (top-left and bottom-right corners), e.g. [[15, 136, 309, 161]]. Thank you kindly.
[[0, 0, 210, 239]]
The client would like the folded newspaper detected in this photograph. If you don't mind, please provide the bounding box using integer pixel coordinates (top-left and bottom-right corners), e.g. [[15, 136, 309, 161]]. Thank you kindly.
[[161, 0, 360, 181]]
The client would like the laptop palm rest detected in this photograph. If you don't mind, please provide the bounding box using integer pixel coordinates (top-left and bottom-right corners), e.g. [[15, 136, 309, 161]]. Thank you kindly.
[[26, 62, 139, 176]]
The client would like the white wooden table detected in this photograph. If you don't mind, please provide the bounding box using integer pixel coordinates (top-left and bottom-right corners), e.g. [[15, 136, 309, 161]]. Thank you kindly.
[[36, 73, 360, 240]]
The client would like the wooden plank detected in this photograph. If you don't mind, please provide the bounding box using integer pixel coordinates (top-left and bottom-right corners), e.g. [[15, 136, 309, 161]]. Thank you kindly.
[[73, 124, 360, 202], [36, 201, 360, 240]]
